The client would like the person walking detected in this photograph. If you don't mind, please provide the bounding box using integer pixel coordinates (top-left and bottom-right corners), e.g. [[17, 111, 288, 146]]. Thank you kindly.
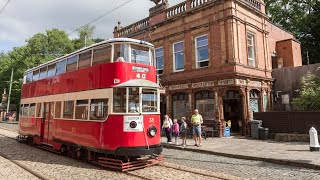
[[162, 115, 173, 143], [180, 117, 187, 147], [191, 109, 203, 147]]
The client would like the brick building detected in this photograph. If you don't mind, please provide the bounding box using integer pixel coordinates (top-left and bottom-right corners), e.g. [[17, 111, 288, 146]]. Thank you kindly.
[[113, 0, 302, 136]]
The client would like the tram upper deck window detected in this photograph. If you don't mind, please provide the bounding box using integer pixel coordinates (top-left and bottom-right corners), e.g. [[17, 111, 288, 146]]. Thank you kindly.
[[131, 45, 150, 65], [93, 46, 112, 65], [39, 67, 47, 80], [78, 51, 92, 69], [113, 88, 127, 113], [32, 70, 39, 81], [66, 56, 78, 72], [47, 64, 56, 77], [26, 72, 33, 83], [113, 44, 129, 62], [56, 60, 67, 75], [142, 89, 158, 112]]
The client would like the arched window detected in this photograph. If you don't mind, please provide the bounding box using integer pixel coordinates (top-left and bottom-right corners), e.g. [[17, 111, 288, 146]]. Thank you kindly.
[[172, 93, 188, 119], [249, 89, 260, 113], [195, 91, 215, 120]]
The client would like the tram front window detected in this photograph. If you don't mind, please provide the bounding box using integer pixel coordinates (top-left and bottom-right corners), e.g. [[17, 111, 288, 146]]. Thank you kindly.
[[142, 89, 158, 112], [114, 44, 130, 62], [129, 87, 140, 113], [131, 45, 150, 65]]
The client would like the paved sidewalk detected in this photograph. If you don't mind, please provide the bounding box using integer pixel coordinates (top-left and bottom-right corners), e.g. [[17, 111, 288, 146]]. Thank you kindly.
[[162, 136, 320, 170]]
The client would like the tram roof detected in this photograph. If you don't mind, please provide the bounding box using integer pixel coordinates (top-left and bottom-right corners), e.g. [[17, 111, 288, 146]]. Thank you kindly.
[[24, 38, 154, 74]]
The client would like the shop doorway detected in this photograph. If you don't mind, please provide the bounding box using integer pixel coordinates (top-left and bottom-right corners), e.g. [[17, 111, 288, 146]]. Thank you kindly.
[[160, 95, 167, 125], [223, 90, 243, 135]]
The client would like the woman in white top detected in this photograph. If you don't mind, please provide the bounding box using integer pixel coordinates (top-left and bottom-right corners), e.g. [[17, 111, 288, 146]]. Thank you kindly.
[[162, 115, 173, 143]]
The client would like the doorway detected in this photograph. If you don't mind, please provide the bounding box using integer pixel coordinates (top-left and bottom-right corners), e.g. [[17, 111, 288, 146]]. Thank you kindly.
[[41, 102, 54, 144], [223, 90, 243, 134]]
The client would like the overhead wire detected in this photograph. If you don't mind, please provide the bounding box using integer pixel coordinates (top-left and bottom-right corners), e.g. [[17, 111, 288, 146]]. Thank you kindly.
[[68, 0, 134, 35], [0, 0, 12, 15]]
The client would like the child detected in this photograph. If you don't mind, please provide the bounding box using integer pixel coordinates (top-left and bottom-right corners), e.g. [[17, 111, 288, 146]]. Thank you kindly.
[[180, 117, 187, 146], [172, 119, 180, 145]]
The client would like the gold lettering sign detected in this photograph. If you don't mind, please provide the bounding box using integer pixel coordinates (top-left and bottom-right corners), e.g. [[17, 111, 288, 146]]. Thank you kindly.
[[169, 84, 189, 90], [218, 79, 234, 86], [251, 81, 262, 87]]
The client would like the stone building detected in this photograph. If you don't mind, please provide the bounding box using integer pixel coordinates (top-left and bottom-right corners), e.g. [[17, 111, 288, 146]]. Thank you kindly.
[[113, 0, 302, 136]]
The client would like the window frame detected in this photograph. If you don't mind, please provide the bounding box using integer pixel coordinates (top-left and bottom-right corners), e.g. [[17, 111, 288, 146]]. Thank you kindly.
[[173, 41, 185, 72], [247, 32, 256, 67], [155, 47, 164, 75], [89, 98, 109, 121], [195, 34, 209, 69]]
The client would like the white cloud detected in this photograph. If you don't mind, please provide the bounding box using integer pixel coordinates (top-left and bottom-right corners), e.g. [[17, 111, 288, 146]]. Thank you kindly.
[[0, 0, 183, 51]]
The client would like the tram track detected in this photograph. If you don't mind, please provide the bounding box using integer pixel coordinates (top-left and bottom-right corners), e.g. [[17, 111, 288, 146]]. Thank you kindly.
[[0, 126, 236, 180]]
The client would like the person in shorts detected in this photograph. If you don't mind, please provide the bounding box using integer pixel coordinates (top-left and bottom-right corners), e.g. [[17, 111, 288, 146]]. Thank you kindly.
[[179, 117, 187, 146], [191, 109, 203, 147]]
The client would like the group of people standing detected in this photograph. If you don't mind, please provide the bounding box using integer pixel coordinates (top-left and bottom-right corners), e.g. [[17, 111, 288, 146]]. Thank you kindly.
[[162, 109, 203, 147]]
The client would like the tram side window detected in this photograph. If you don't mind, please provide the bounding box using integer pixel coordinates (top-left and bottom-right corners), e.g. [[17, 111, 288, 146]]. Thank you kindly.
[[56, 60, 67, 75], [142, 89, 158, 112], [93, 46, 112, 65], [23, 104, 30, 117], [26, 72, 33, 83], [54, 101, 62, 119], [66, 56, 79, 72], [36, 103, 43, 117], [78, 51, 92, 69], [75, 100, 88, 120], [33, 70, 40, 81], [90, 99, 108, 120], [131, 45, 150, 65], [63, 100, 74, 119], [19, 105, 24, 117], [29, 103, 36, 117], [47, 64, 56, 77], [113, 88, 126, 113], [39, 67, 47, 80], [113, 44, 129, 62]]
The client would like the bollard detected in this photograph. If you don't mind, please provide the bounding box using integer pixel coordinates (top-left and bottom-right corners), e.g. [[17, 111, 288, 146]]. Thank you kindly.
[[309, 127, 320, 151]]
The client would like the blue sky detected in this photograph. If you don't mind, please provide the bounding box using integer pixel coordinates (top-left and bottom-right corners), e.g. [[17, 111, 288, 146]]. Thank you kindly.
[[0, 0, 182, 52]]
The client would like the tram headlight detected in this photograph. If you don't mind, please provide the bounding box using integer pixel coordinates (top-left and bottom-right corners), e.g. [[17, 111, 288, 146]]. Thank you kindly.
[[148, 125, 157, 137], [130, 121, 137, 128]]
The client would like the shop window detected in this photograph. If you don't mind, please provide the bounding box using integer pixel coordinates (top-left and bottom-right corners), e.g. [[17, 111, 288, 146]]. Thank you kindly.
[[155, 47, 164, 74], [93, 45, 112, 65], [66, 56, 78, 72], [78, 51, 92, 69], [142, 89, 158, 113], [90, 99, 108, 120], [36, 103, 43, 117], [29, 103, 36, 117], [63, 100, 74, 119], [39, 67, 47, 80], [196, 35, 209, 68], [113, 88, 127, 113], [32, 70, 39, 81], [247, 33, 256, 67], [75, 100, 88, 120], [56, 60, 67, 75], [249, 89, 260, 113], [47, 64, 56, 77], [173, 41, 185, 72], [172, 93, 188, 119], [195, 91, 215, 120], [54, 101, 62, 118]]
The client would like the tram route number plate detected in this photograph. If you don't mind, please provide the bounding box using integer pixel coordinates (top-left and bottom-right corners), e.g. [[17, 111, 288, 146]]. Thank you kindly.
[[124, 116, 144, 132]]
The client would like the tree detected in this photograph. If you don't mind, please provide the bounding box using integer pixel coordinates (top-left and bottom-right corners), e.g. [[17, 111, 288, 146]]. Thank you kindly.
[[73, 25, 96, 49], [293, 70, 320, 111], [265, 0, 320, 64]]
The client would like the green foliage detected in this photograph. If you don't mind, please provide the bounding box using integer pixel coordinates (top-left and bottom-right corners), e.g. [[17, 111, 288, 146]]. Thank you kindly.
[[73, 25, 96, 49], [265, 0, 320, 64], [293, 71, 320, 111]]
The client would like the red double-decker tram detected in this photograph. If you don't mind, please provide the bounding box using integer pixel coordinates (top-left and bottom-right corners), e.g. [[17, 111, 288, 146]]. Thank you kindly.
[[18, 38, 163, 170]]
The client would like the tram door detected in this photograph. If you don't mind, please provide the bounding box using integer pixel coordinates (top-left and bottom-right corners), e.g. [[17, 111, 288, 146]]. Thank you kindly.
[[42, 102, 54, 144]]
